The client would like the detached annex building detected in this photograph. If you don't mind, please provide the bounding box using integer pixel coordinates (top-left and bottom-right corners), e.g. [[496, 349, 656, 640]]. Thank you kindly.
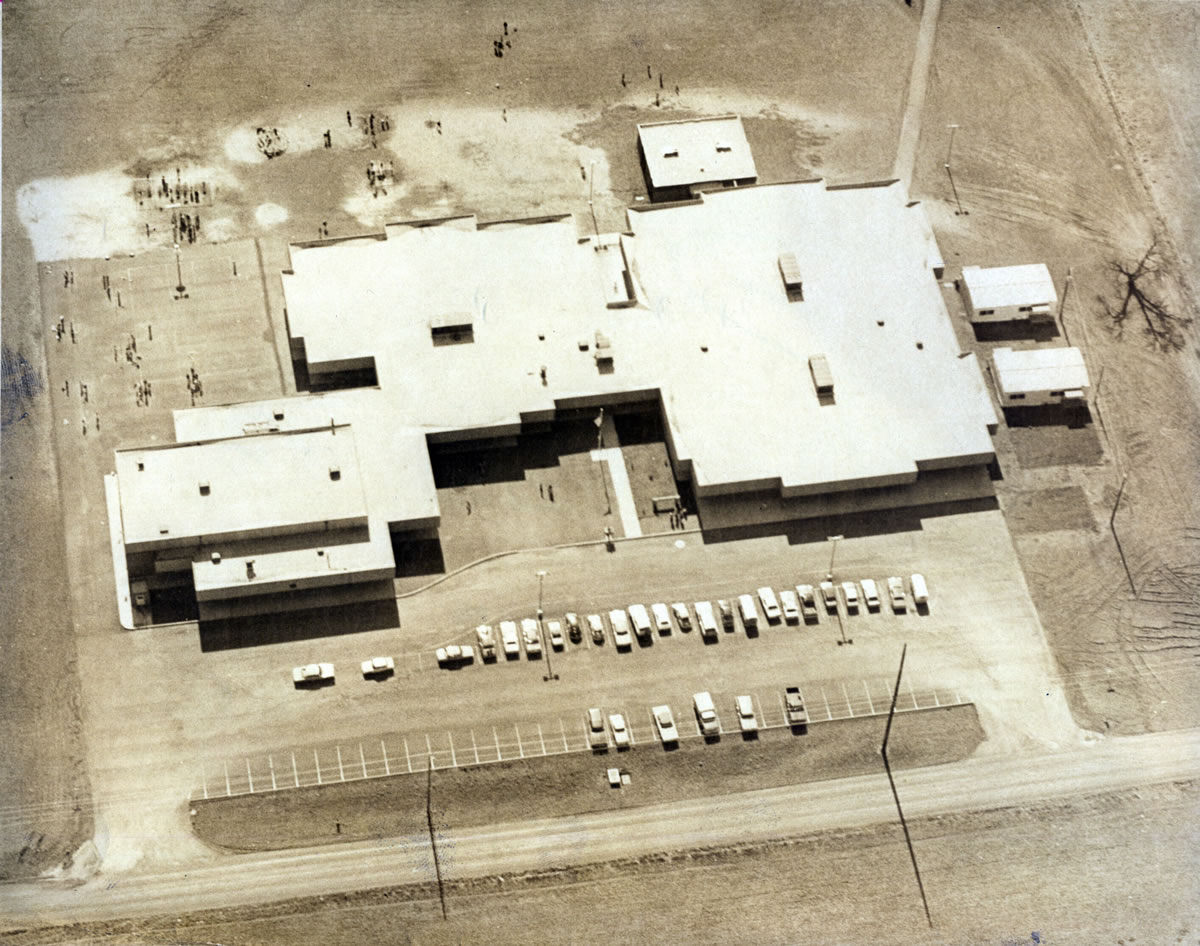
[[112, 176, 998, 621], [960, 263, 1057, 323], [637, 116, 757, 202], [992, 346, 1090, 407]]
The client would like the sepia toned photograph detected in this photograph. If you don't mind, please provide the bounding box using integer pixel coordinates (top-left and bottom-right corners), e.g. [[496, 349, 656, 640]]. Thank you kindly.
[[1, 1, 1197, 942]]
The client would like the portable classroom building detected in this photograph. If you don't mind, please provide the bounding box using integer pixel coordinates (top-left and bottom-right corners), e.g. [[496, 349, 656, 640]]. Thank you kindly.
[[959, 264, 1056, 323]]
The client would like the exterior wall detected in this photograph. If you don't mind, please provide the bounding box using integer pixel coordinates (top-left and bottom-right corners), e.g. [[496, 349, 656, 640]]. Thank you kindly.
[[998, 387, 1088, 408]]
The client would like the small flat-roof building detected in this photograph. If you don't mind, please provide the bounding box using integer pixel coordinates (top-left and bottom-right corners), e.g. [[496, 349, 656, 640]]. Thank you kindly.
[[960, 263, 1056, 323], [637, 116, 757, 202], [992, 346, 1090, 407]]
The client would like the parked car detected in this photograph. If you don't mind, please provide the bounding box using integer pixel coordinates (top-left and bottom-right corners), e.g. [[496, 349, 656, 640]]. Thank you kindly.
[[500, 620, 521, 658], [735, 695, 759, 733], [628, 604, 652, 640], [547, 620, 564, 650], [360, 656, 394, 677], [565, 612, 583, 643], [694, 601, 718, 640], [887, 577, 907, 612], [757, 587, 781, 622], [840, 581, 860, 613], [819, 581, 839, 612], [652, 705, 679, 744], [860, 578, 881, 612], [910, 573, 929, 607], [671, 602, 692, 631], [718, 599, 735, 630], [693, 691, 720, 737], [475, 625, 497, 661], [436, 645, 475, 666], [587, 707, 608, 750], [779, 589, 800, 623], [609, 609, 633, 649], [652, 602, 672, 634], [587, 613, 606, 644], [520, 618, 542, 657], [738, 594, 759, 632], [293, 663, 334, 684], [796, 584, 819, 622], [784, 686, 809, 726], [608, 713, 631, 749]]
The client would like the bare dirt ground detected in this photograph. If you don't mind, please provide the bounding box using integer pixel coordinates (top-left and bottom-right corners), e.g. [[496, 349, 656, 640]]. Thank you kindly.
[[913, 0, 1200, 738]]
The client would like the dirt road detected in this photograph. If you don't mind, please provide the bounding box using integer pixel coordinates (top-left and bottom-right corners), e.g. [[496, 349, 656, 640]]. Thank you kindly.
[[2, 727, 1194, 929]]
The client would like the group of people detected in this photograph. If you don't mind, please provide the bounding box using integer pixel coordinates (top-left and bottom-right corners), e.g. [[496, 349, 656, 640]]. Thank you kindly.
[[134, 378, 153, 408], [135, 173, 210, 210], [256, 126, 288, 160], [620, 66, 680, 107], [174, 210, 201, 245], [492, 20, 515, 57], [54, 316, 75, 344], [366, 159, 395, 198], [343, 111, 391, 150], [186, 366, 204, 406]]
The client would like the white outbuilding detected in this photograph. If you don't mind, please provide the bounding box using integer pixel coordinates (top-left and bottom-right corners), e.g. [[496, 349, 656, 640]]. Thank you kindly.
[[992, 346, 1090, 407], [960, 264, 1057, 323]]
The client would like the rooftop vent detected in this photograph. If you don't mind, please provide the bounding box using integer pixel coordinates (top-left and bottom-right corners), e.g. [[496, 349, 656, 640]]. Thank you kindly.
[[430, 313, 474, 345], [329, 466, 341, 481], [198, 481, 211, 496], [246, 560, 256, 580], [211, 552, 222, 564], [662, 147, 679, 159], [273, 409, 285, 421], [136, 461, 145, 472], [715, 140, 733, 153]]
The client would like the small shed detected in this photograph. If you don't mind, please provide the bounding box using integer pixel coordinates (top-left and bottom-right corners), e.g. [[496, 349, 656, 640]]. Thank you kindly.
[[992, 346, 1089, 407], [637, 116, 758, 203], [960, 264, 1056, 323]]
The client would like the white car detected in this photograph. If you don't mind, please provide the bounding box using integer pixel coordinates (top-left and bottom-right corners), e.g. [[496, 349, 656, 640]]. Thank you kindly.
[[360, 656, 394, 677], [779, 589, 800, 623], [547, 620, 564, 650], [608, 713, 631, 748], [500, 620, 521, 658], [293, 663, 334, 684], [860, 578, 881, 612], [819, 581, 839, 613], [609, 609, 633, 649], [841, 581, 860, 613], [671, 602, 692, 631], [587, 613, 606, 644], [887, 576, 907, 612], [757, 587, 781, 622], [652, 705, 679, 744], [796, 584, 819, 621], [651, 602, 672, 633], [436, 645, 475, 666], [735, 694, 759, 733]]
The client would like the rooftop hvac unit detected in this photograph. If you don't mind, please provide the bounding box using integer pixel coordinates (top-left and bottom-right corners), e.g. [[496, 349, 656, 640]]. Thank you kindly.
[[594, 332, 613, 363], [778, 253, 803, 300], [809, 354, 834, 396]]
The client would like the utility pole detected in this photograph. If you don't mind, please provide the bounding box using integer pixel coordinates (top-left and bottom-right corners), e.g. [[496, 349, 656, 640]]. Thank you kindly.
[[944, 124, 967, 216], [426, 761, 448, 920], [882, 643, 933, 928], [587, 160, 600, 241]]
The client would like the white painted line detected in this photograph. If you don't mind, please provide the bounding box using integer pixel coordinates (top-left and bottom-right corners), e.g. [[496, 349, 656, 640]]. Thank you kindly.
[[269, 756, 277, 792], [449, 733, 457, 768], [820, 685, 832, 721], [934, 689, 941, 708], [314, 750, 322, 786], [516, 724, 524, 759], [776, 690, 786, 724], [493, 726, 501, 761], [381, 740, 390, 776], [292, 752, 299, 788], [841, 681, 854, 718], [537, 723, 546, 756], [425, 733, 434, 769], [754, 693, 766, 730], [864, 680, 876, 716], [336, 746, 345, 782], [103, 475, 135, 629], [559, 718, 569, 752], [404, 737, 411, 774], [224, 761, 231, 796], [201, 762, 209, 800], [360, 743, 368, 779], [907, 675, 918, 710]]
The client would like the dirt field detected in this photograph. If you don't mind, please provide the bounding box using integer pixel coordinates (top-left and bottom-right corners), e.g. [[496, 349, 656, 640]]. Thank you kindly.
[[191, 706, 982, 852]]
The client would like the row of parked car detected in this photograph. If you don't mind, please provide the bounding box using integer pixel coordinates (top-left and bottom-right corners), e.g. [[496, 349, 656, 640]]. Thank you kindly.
[[468, 574, 931, 662], [587, 686, 810, 750]]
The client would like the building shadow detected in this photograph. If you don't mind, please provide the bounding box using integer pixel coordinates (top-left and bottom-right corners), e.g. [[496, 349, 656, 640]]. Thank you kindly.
[[1002, 403, 1094, 429], [198, 593, 400, 651], [972, 320, 1061, 343], [391, 534, 446, 578]]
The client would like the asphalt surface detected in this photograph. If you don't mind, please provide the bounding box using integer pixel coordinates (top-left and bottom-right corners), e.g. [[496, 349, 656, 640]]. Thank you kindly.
[[2, 728, 1195, 928]]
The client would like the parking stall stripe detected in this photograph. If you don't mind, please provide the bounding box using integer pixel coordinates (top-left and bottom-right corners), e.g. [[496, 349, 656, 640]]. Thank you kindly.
[[201, 763, 209, 800], [381, 740, 390, 776], [359, 743, 368, 778], [933, 689, 941, 708], [841, 681, 854, 717], [449, 733, 457, 768], [560, 718, 568, 752], [472, 730, 480, 764], [336, 746, 345, 782], [537, 723, 546, 756], [493, 726, 501, 761], [224, 761, 231, 796], [291, 752, 299, 787], [864, 681, 876, 715], [776, 690, 786, 724], [426, 733, 434, 769], [820, 685, 832, 721], [516, 725, 524, 759], [907, 676, 919, 710], [269, 756, 277, 791]]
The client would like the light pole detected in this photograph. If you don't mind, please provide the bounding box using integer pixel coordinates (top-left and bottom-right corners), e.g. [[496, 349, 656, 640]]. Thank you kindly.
[[826, 535, 851, 646], [537, 570, 558, 681], [945, 123, 959, 166], [173, 243, 188, 300], [587, 160, 600, 240], [944, 124, 967, 216]]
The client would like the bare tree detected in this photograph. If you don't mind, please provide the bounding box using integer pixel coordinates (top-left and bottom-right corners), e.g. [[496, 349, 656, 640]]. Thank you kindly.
[[1101, 237, 1192, 351]]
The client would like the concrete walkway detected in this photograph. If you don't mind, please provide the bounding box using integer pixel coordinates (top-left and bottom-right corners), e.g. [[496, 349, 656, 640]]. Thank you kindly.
[[104, 473, 135, 630], [590, 447, 642, 538], [892, 0, 943, 189]]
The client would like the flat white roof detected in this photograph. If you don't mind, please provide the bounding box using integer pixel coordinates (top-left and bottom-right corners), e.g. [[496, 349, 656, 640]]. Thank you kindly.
[[637, 115, 757, 191], [173, 388, 439, 527], [116, 427, 369, 547], [992, 346, 1090, 395], [962, 263, 1056, 309], [279, 179, 996, 498]]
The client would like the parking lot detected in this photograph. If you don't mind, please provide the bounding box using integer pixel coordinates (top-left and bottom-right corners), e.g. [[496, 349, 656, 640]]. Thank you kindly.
[[194, 676, 967, 799]]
